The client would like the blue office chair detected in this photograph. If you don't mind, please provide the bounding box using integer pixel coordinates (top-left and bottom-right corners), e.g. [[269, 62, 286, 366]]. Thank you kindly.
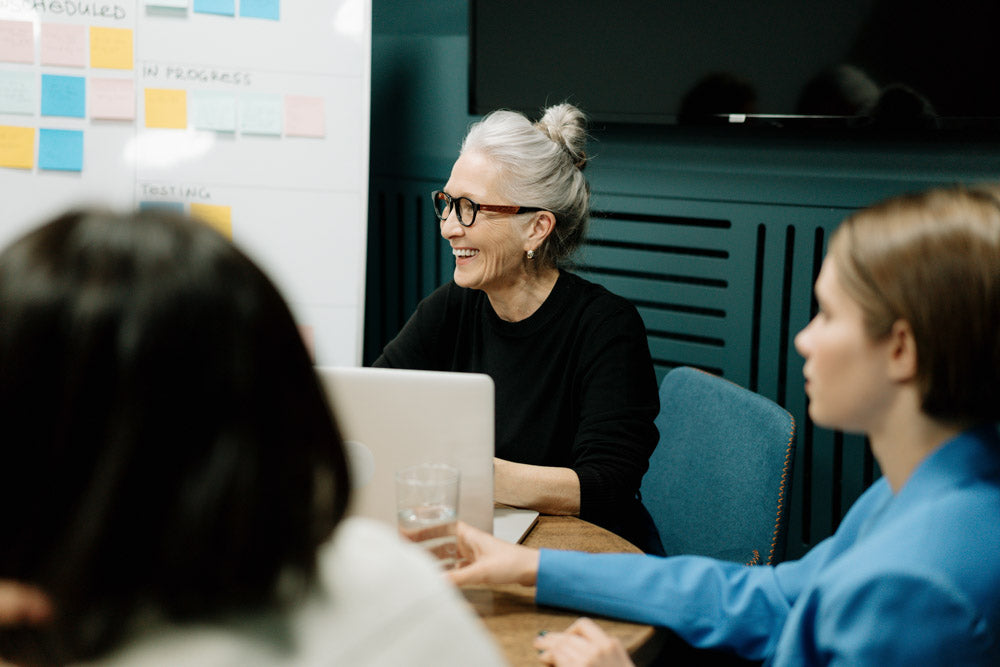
[[640, 367, 796, 565]]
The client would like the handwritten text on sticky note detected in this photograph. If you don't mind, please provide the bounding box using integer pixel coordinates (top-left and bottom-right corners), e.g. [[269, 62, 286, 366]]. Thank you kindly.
[[145, 88, 188, 129], [0, 126, 35, 170], [41, 23, 87, 67], [284, 95, 325, 138], [41, 75, 86, 118], [39, 128, 84, 172], [0, 71, 36, 116], [90, 78, 136, 121], [190, 203, 232, 238], [191, 90, 237, 132], [0, 20, 33, 64], [90, 27, 134, 69]]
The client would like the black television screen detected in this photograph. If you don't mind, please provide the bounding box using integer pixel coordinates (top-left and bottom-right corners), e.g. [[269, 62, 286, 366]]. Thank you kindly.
[[470, 0, 1000, 131]]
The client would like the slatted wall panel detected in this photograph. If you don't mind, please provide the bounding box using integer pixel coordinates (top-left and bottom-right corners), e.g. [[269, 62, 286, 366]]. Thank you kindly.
[[366, 179, 878, 559]]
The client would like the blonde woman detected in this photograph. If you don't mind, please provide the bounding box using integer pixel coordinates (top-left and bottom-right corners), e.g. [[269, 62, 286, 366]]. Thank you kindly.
[[448, 185, 1000, 665]]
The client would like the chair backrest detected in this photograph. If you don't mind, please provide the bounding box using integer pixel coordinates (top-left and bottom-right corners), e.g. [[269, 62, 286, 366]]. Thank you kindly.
[[640, 367, 796, 565]]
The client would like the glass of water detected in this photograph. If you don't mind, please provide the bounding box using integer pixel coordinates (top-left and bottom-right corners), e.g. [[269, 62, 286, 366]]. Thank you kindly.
[[395, 463, 460, 569]]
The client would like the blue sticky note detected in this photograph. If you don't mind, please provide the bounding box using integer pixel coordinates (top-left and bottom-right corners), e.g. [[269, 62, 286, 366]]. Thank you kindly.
[[41, 74, 86, 118], [193, 0, 234, 15], [240, 0, 278, 20], [39, 128, 84, 171], [139, 201, 185, 213]]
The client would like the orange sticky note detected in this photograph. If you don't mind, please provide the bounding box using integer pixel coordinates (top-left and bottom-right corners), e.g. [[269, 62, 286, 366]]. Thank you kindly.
[[190, 203, 232, 238], [144, 88, 187, 129], [90, 26, 134, 69], [0, 125, 35, 170]]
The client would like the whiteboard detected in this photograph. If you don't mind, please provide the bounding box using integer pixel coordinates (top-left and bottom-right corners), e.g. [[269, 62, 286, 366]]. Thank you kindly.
[[0, 0, 371, 366]]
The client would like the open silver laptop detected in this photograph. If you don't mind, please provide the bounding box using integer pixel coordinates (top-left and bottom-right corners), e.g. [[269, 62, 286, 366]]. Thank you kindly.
[[317, 366, 496, 534], [317, 366, 538, 543]]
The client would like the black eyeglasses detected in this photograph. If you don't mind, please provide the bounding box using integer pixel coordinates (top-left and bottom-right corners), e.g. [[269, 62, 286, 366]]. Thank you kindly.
[[431, 190, 546, 228]]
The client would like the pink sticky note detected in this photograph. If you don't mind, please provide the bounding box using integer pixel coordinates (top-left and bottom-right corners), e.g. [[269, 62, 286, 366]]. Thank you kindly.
[[41, 23, 87, 67], [0, 20, 34, 64], [284, 95, 325, 138], [90, 78, 135, 120]]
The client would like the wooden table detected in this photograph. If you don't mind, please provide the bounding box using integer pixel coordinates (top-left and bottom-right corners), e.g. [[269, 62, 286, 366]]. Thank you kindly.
[[461, 515, 664, 666]]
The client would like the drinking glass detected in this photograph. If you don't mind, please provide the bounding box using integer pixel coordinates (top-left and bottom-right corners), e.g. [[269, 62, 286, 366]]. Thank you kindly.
[[395, 463, 460, 569]]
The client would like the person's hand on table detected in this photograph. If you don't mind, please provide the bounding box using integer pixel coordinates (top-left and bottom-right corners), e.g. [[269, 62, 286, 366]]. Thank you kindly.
[[534, 617, 635, 667], [446, 521, 540, 587]]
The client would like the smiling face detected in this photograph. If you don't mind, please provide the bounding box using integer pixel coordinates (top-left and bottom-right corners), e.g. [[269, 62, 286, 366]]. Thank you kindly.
[[440, 151, 535, 296], [794, 258, 897, 434]]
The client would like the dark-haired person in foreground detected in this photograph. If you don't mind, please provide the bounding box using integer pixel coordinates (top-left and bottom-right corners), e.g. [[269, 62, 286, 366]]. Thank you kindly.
[[447, 185, 1000, 665], [0, 208, 505, 665]]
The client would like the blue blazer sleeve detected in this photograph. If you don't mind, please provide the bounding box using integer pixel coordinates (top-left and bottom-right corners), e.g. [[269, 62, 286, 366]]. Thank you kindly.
[[775, 566, 993, 665], [536, 549, 792, 660]]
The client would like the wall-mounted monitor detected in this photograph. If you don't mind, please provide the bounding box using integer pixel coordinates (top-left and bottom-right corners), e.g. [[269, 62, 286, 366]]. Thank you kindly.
[[470, 0, 1000, 132]]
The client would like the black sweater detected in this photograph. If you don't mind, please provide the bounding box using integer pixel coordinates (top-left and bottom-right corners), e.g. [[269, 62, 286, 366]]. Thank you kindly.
[[374, 271, 662, 551]]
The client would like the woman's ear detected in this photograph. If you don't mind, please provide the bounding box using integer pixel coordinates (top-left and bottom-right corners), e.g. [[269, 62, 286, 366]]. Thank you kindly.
[[0, 581, 54, 626], [887, 319, 918, 383], [526, 211, 557, 249]]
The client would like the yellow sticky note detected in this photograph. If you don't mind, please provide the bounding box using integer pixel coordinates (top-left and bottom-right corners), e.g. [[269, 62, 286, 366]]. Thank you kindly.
[[144, 88, 188, 129], [190, 203, 232, 238], [90, 27, 133, 69], [0, 125, 34, 170]]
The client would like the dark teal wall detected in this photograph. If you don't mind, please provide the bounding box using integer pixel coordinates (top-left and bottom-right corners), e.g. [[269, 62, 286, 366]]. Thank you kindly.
[[367, 1, 1000, 558]]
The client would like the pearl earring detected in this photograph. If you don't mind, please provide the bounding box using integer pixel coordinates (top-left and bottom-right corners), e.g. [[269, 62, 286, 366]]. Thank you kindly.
[[526, 249, 536, 259]]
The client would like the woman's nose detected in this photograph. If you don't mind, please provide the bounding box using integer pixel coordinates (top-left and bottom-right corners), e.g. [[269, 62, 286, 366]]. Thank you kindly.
[[440, 210, 464, 239], [793, 320, 812, 358]]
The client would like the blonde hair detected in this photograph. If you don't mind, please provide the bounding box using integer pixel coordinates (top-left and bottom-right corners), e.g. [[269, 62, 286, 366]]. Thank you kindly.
[[828, 185, 1000, 424], [461, 103, 590, 267]]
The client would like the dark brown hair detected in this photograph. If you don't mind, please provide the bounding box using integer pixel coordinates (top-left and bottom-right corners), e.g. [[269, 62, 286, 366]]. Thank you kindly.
[[0, 208, 350, 662]]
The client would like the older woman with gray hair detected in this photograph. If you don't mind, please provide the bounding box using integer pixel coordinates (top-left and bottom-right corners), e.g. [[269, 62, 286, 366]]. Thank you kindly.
[[375, 104, 663, 554]]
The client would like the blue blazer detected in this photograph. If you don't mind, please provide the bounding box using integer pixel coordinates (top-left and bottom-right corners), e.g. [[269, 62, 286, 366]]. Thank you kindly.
[[536, 426, 1000, 665]]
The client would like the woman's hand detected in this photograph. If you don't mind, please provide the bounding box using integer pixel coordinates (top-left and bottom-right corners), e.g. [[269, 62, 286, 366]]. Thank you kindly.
[[446, 521, 540, 587], [534, 618, 634, 667]]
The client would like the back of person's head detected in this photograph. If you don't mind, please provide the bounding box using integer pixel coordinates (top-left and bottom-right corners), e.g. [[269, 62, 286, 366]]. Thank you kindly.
[[0, 208, 350, 662], [828, 185, 1000, 425], [461, 103, 590, 267]]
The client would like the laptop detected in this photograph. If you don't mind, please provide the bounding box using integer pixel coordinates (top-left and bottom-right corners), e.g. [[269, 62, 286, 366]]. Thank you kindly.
[[317, 366, 539, 543], [317, 366, 497, 534]]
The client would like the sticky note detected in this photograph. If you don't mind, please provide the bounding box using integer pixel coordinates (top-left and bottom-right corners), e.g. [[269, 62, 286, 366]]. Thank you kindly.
[[90, 78, 135, 120], [90, 27, 134, 70], [0, 71, 36, 115], [144, 88, 187, 129], [284, 95, 325, 138], [240, 93, 282, 135], [0, 126, 34, 170], [39, 128, 84, 172], [190, 203, 232, 238], [139, 200, 185, 213], [41, 23, 87, 67], [145, 0, 189, 7], [193, 0, 235, 16], [190, 90, 236, 131], [0, 20, 33, 64], [41, 75, 86, 118], [241, 0, 279, 20]]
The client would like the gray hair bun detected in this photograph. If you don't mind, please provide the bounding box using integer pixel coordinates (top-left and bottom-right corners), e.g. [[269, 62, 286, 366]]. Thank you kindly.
[[535, 103, 588, 170]]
